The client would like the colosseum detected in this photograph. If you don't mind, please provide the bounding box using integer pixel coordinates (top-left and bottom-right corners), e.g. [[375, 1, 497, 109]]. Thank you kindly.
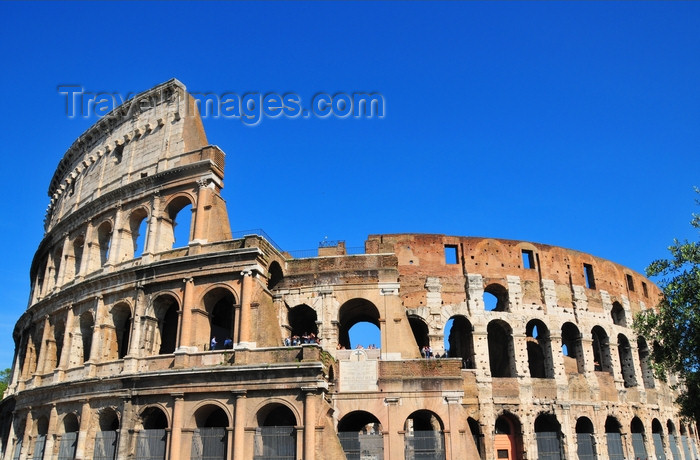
[[0, 79, 697, 460]]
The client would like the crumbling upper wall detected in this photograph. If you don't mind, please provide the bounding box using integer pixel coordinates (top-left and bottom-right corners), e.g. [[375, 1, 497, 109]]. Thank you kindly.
[[366, 233, 661, 312], [45, 79, 209, 231]]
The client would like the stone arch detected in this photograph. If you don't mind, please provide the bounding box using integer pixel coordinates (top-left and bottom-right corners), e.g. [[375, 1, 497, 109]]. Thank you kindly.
[[58, 412, 80, 460], [71, 234, 85, 279], [162, 194, 195, 250], [202, 287, 237, 350], [288, 304, 318, 339], [605, 416, 625, 459], [561, 322, 585, 374], [484, 283, 509, 312], [526, 319, 553, 379], [62, 412, 79, 433], [404, 410, 445, 460], [611, 301, 626, 327], [575, 417, 596, 460], [94, 408, 120, 460], [338, 410, 384, 460], [631, 416, 648, 459], [150, 294, 180, 355], [108, 302, 132, 360], [617, 333, 637, 387], [51, 316, 66, 370], [637, 336, 655, 388], [254, 402, 298, 460], [494, 412, 523, 460], [127, 206, 150, 260], [591, 326, 612, 373], [408, 314, 429, 355], [337, 298, 381, 350], [652, 418, 666, 460], [33, 415, 49, 460], [534, 413, 563, 459], [445, 315, 475, 369], [267, 261, 283, 291], [79, 311, 94, 363], [96, 220, 113, 267], [137, 406, 169, 460], [191, 403, 230, 460], [487, 320, 516, 378], [467, 417, 483, 459]]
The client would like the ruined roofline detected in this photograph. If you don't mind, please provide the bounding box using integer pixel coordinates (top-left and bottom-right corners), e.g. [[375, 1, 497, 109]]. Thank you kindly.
[[47, 78, 187, 197]]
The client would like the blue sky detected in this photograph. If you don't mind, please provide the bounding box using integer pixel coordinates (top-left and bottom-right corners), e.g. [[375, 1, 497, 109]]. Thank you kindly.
[[0, 1, 699, 368]]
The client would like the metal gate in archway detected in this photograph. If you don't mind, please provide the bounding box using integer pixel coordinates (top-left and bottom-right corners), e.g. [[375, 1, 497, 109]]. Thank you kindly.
[[404, 431, 445, 460], [339, 432, 383, 460]]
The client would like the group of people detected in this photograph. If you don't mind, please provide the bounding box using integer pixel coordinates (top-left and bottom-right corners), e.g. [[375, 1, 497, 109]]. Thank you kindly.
[[210, 336, 233, 350], [284, 332, 320, 346]]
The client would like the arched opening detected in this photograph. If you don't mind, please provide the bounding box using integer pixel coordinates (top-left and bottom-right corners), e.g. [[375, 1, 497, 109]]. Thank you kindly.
[[494, 413, 523, 460], [53, 319, 65, 370], [191, 405, 229, 460], [611, 302, 626, 327], [58, 413, 79, 460], [561, 322, 584, 373], [288, 304, 318, 345], [33, 416, 49, 460], [408, 315, 429, 356], [483, 283, 508, 311], [575, 417, 596, 460], [680, 423, 693, 460], [631, 417, 648, 459], [129, 208, 149, 259], [52, 247, 63, 286], [166, 197, 193, 250], [652, 419, 666, 460], [338, 411, 383, 460], [445, 316, 475, 368], [72, 236, 84, 279], [605, 416, 625, 460], [338, 299, 381, 350], [204, 288, 236, 350], [637, 337, 655, 388], [467, 418, 483, 459], [617, 334, 637, 387], [97, 221, 112, 266], [136, 407, 168, 460], [110, 304, 132, 360], [591, 326, 612, 373], [526, 320, 553, 379], [534, 414, 562, 460], [267, 262, 283, 291], [153, 295, 179, 355], [254, 404, 297, 460], [668, 420, 682, 460], [487, 320, 515, 378], [79, 312, 94, 363], [11, 418, 25, 460], [404, 410, 445, 460], [94, 408, 120, 460]]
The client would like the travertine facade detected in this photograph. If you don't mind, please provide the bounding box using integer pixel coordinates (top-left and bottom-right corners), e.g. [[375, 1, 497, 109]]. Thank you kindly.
[[1, 79, 697, 460]]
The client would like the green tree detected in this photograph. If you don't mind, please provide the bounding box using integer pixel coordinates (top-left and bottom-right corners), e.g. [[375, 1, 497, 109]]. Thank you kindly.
[[0, 368, 11, 395], [634, 189, 700, 422]]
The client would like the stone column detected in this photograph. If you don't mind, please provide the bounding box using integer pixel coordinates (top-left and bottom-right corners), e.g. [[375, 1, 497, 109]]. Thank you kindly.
[[178, 278, 194, 350], [75, 400, 91, 460], [20, 410, 32, 460], [44, 405, 58, 460], [169, 394, 184, 460], [237, 271, 253, 346], [77, 221, 95, 278], [55, 307, 75, 381], [232, 392, 246, 459], [35, 317, 51, 378], [192, 179, 209, 243], [106, 205, 124, 266], [55, 234, 71, 288], [385, 397, 402, 460], [303, 388, 316, 460], [143, 191, 161, 257], [116, 397, 133, 460]]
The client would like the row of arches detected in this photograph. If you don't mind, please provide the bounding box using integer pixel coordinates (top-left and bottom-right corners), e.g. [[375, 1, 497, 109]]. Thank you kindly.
[[34, 196, 193, 300]]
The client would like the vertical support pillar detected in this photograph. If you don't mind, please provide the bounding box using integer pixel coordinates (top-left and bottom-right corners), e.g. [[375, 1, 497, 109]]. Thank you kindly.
[[87, 296, 104, 376], [192, 179, 209, 243], [44, 405, 58, 460], [143, 190, 161, 257], [35, 317, 51, 378], [385, 397, 402, 460], [55, 307, 75, 381], [237, 271, 252, 346], [55, 234, 71, 288], [169, 394, 184, 460], [232, 391, 246, 460], [77, 221, 95, 278], [75, 400, 91, 460], [20, 410, 32, 460], [106, 205, 124, 266], [302, 388, 316, 460], [178, 278, 194, 351]]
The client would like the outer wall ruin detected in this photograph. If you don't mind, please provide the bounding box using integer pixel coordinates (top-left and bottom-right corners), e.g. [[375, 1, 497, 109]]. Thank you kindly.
[[0, 79, 697, 460]]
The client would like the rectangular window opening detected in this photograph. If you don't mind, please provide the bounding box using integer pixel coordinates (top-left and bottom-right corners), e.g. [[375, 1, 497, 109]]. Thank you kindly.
[[626, 274, 635, 292], [444, 245, 458, 265], [583, 263, 596, 289], [521, 249, 535, 269], [642, 281, 648, 297]]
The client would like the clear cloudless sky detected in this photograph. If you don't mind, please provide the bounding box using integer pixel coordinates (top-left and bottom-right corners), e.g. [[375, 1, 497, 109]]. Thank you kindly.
[[0, 1, 698, 369]]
